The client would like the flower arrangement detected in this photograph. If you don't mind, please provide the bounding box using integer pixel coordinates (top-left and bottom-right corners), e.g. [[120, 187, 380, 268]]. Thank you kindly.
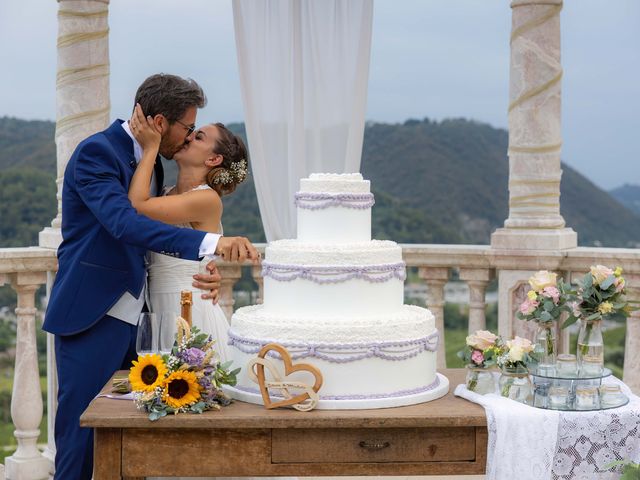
[[517, 270, 571, 324], [129, 317, 239, 421], [496, 336, 536, 400], [561, 265, 631, 328], [496, 336, 536, 370], [457, 330, 501, 392]]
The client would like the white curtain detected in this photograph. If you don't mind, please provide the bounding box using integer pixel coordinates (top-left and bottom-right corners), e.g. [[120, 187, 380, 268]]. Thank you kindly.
[[233, 0, 374, 241]]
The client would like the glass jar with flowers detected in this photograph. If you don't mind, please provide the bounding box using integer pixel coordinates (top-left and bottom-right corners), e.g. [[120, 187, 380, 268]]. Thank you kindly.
[[517, 270, 572, 374], [457, 330, 501, 395], [561, 265, 633, 373], [497, 336, 536, 404]]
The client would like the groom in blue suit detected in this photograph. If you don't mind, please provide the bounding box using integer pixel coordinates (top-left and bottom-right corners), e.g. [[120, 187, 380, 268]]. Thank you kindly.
[[43, 74, 258, 479]]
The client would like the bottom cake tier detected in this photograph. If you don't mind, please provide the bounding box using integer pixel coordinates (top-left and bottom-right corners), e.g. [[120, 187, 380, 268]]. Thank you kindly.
[[226, 305, 449, 409]]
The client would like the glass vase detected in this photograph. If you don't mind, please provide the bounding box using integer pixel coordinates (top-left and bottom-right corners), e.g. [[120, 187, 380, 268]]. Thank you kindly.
[[499, 365, 533, 404], [535, 321, 557, 374], [465, 366, 495, 395], [576, 318, 604, 371]]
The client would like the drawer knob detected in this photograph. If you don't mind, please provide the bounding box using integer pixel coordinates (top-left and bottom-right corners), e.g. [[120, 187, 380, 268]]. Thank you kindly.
[[359, 440, 391, 451]]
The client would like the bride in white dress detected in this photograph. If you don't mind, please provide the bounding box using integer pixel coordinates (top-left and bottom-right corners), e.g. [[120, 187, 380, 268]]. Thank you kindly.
[[127, 104, 251, 363]]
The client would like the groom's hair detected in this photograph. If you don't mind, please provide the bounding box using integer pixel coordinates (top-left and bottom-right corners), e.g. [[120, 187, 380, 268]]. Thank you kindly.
[[134, 74, 206, 122]]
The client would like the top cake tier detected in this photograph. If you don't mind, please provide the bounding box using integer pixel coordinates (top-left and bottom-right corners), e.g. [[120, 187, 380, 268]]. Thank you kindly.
[[296, 173, 373, 243]]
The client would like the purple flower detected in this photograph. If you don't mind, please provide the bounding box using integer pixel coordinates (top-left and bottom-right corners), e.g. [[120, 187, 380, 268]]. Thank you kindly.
[[180, 347, 206, 367]]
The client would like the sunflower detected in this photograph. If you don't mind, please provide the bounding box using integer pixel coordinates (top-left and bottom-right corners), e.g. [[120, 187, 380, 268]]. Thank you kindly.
[[129, 354, 167, 392], [162, 370, 201, 409]]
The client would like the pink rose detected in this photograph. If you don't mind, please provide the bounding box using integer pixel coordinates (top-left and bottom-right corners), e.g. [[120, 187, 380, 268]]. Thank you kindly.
[[591, 265, 614, 286], [615, 277, 625, 293], [541, 286, 560, 304], [519, 299, 539, 316], [466, 330, 498, 350], [471, 350, 484, 365]]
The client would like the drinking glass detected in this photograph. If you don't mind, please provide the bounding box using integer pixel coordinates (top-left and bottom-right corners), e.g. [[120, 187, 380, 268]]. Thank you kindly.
[[159, 311, 178, 356], [136, 312, 159, 355]]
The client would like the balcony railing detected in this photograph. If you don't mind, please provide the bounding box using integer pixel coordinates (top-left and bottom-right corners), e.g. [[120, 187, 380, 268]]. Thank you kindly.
[[1, 243, 639, 478]]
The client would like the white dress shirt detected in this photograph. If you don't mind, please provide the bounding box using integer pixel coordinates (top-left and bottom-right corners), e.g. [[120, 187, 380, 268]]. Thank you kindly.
[[107, 121, 221, 325]]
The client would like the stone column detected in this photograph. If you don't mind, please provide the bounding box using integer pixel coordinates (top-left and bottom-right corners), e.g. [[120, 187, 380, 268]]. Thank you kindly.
[[5, 272, 50, 480], [217, 265, 243, 320], [39, 0, 111, 249], [491, 0, 577, 250], [252, 265, 264, 304], [459, 268, 494, 334], [418, 267, 449, 369], [623, 279, 640, 393]]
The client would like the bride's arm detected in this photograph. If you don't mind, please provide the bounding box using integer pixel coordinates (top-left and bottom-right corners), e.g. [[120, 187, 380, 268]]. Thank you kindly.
[[128, 104, 221, 226]]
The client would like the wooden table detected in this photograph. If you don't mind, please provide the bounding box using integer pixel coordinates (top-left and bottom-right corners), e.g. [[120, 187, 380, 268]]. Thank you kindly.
[[81, 369, 487, 479]]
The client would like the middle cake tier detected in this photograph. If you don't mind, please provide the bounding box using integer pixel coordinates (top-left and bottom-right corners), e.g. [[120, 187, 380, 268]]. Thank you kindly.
[[262, 239, 406, 317]]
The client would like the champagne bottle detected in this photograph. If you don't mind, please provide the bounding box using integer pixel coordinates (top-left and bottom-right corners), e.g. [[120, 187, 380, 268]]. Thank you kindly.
[[180, 290, 192, 327]]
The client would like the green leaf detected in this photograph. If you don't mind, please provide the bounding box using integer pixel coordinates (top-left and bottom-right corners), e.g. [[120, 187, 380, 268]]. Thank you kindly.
[[539, 311, 552, 322], [583, 273, 593, 288], [543, 301, 554, 312], [600, 274, 616, 290], [561, 315, 579, 329]]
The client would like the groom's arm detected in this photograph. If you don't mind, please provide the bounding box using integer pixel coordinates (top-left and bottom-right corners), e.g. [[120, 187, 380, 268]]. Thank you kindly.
[[74, 139, 207, 260]]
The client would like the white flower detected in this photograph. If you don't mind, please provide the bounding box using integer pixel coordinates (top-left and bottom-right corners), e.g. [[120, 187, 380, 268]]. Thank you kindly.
[[466, 330, 498, 350], [528, 270, 557, 292], [590, 265, 614, 286]]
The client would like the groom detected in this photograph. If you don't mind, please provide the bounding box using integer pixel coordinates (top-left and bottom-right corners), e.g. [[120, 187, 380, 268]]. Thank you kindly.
[[43, 73, 258, 480]]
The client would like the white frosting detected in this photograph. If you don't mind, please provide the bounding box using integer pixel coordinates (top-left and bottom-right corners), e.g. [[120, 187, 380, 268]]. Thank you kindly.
[[263, 273, 404, 317], [297, 206, 371, 243], [230, 304, 434, 343], [265, 239, 401, 265], [299, 173, 370, 193]]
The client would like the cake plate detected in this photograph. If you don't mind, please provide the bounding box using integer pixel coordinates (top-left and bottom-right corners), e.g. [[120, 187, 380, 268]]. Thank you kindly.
[[225, 372, 450, 410]]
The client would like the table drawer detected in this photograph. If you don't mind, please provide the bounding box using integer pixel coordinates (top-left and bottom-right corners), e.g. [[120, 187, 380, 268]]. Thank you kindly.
[[272, 427, 476, 463]]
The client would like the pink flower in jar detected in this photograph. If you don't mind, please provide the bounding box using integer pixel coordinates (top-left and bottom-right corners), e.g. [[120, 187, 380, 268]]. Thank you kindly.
[[542, 286, 560, 304], [471, 350, 484, 365], [518, 299, 539, 315]]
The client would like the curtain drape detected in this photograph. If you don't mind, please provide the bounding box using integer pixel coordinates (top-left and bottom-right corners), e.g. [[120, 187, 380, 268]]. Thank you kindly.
[[233, 0, 374, 240]]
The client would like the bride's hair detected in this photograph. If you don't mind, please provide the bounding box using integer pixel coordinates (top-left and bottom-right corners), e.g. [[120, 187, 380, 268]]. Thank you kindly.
[[205, 123, 249, 196]]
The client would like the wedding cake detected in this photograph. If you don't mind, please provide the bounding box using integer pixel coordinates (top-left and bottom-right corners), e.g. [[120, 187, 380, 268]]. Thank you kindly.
[[227, 173, 448, 409]]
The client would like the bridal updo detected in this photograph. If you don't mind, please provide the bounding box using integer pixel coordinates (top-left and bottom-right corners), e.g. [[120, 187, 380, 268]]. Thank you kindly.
[[206, 123, 249, 196]]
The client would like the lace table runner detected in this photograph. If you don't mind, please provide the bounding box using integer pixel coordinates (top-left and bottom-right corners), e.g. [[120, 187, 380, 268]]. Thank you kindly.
[[455, 374, 640, 479]]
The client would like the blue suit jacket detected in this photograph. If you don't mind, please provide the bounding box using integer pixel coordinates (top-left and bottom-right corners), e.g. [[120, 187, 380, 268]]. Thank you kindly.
[[43, 120, 206, 335]]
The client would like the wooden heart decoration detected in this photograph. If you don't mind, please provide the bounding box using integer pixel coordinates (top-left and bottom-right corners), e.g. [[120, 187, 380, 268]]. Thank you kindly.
[[247, 343, 323, 411]]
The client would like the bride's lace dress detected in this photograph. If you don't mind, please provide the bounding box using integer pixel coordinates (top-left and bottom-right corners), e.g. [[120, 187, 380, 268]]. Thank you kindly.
[[147, 184, 230, 364]]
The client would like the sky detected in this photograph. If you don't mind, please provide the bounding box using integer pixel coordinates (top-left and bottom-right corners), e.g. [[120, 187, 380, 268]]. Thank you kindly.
[[1, 0, 638, 190]]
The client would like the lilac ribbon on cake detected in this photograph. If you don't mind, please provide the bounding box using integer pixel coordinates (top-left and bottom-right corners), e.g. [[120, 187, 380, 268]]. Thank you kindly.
[[262, 262, 407, 284], [228, 331, 439, 363], [294, 192, 375, 210]]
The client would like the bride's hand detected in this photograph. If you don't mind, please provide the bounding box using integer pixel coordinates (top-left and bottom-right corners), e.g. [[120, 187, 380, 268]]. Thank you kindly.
[[130, 103, 160, 153]]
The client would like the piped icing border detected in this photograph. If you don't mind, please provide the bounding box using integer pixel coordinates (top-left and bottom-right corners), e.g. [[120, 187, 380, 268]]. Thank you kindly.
[[233, 376, 441, 401], [294, 192, 375, 210], [228, 331, 439, 363], [262, 261, 406, 284]]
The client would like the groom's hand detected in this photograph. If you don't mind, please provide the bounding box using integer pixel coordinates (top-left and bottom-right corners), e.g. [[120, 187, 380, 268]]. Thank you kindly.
[[192, 264, 221, 304], [215, 236, 260, 263]]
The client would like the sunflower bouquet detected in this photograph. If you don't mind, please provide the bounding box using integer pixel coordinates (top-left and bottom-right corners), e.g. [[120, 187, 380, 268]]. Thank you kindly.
[[129, 317, 240, 421]]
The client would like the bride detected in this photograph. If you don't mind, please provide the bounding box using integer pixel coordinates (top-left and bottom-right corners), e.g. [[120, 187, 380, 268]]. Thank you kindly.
[[128, 103, 252, 364]]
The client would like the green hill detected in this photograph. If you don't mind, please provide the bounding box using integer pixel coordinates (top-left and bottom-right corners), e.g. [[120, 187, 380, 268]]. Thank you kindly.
[[0, 115, 638, 248], [610, 184, 640, 217]]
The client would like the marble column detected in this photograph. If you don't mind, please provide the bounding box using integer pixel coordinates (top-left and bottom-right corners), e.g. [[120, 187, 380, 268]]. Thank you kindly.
[[623, 279, 640, 394], [491, 0, 577, 250], [459, 268, 494, 334], [5, 273, 50, 480], [39, 0, 111, 249], [217, 265, 243, 320], [419, 267, 449, 369]]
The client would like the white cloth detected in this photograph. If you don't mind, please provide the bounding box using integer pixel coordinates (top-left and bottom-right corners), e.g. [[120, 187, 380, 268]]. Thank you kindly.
[[232, 0, 373, 241], [108, 125, 221, 325], [455, 373, 640, 479]]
